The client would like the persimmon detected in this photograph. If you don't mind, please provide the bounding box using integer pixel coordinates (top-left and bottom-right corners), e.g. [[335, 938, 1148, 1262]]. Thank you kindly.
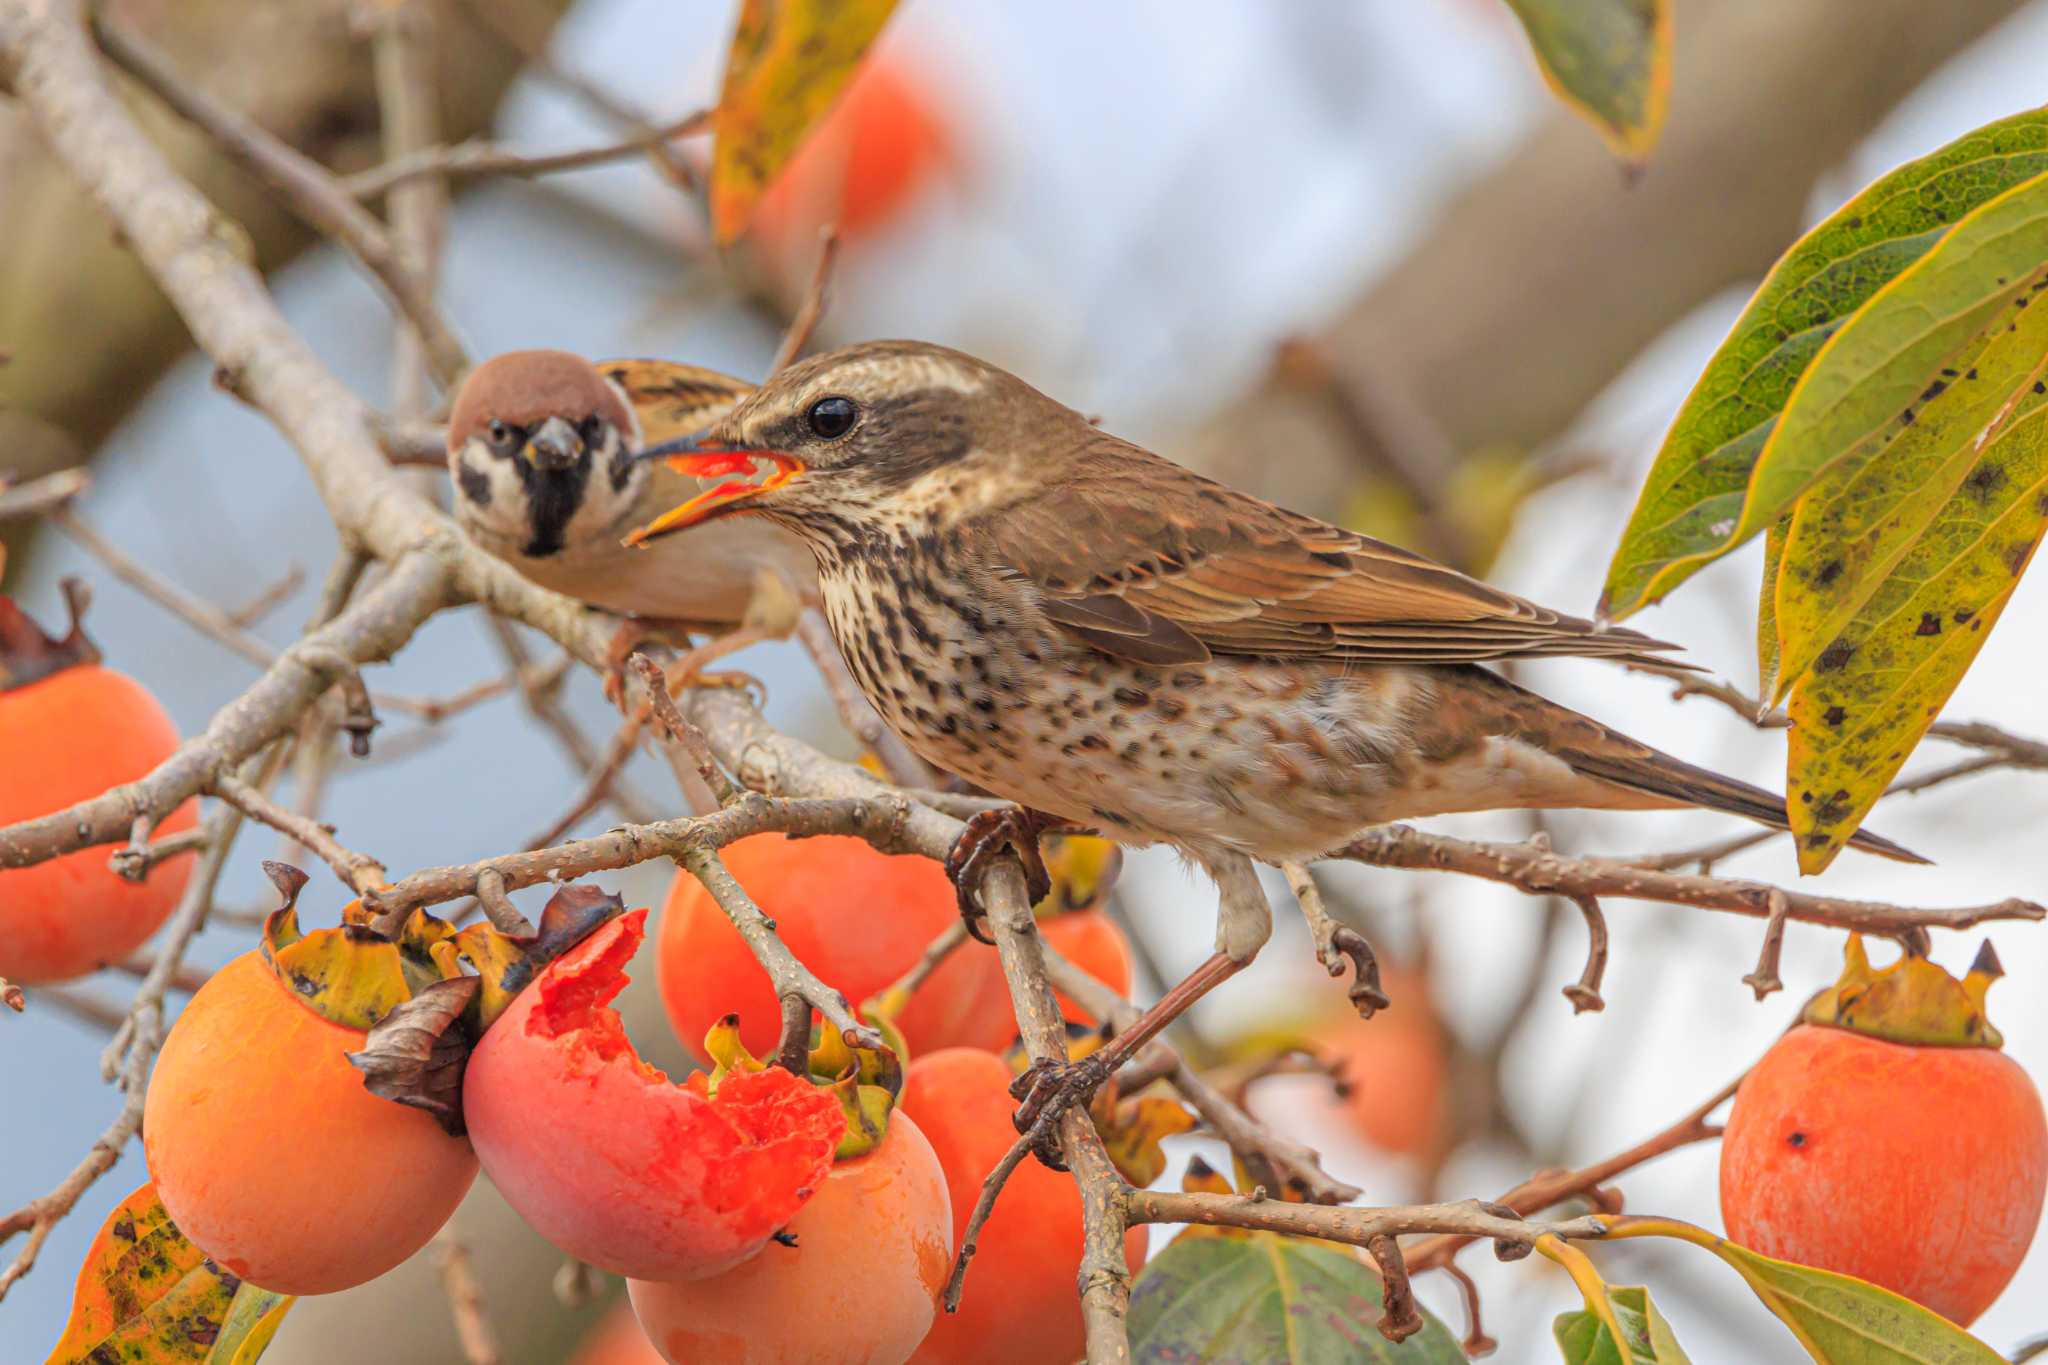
[[628, 1109, 952, 1365], [899, 908, 1135, 1055], [567, 1302, 664, 1365], [1248, 965, 1449, 1159], [657, 832, 967, 1058], [143, 920, 478, 1294], [899, 1047, 1147, 1365], [465, 910, 846, 1281], [1721, 938, 2048, 1325], [0, 591, 197, 983], [751, 52, 950, 252]]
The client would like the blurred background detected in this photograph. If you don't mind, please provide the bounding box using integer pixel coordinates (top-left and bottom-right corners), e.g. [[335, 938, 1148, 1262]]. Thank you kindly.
[[5, 0, 2048, 1359]]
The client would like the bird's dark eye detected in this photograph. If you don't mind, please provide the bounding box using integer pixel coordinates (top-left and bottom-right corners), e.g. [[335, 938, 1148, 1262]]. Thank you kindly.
[[578, 414, 605, 444], [487, 419, 512, 445], [806, 396, 858, 440]]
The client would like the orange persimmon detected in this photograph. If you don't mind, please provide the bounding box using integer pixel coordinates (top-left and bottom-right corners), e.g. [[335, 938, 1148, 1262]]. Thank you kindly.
[[143, 950, 478, 1294], [900, 1047, 1147, 1365], [0, 595, 196, 983], [628, 1109, 951, 1365]]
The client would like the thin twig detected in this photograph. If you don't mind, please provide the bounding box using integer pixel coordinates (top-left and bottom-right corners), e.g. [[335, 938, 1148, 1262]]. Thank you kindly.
[[224, 564, 306, 628], [769, 227, 840, 375], [345, 109, 709, 199], [1562, 894, 1608, 1014], [473, 869, 536, 939], [0, 467, 88, 520], [1407, 1074, 1741, 1272], [50, 505, 277, 667], [1337, 824, 2043, 937], [214, 771, 388, 895], [628, 654, 737, 805], [433, 1231, 503, 1365]]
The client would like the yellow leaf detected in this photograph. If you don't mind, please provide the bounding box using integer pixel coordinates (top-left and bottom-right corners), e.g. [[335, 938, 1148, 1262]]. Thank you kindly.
[[709, 0, 900, 244], [1773, 280, 2048, 696], [1783, 400, 2048, 871], [49, 1182, 294, 1365], [1094, 1094, 1196, 1188]]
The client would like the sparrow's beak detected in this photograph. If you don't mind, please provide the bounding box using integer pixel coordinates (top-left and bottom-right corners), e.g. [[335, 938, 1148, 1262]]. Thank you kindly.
[[523, 415, 583, 473], [623, 431, 806, 546]]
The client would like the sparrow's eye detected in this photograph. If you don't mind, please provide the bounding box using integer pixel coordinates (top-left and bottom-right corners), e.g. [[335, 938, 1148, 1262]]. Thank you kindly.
[[578, 415, 605, 444], [486, 420, 512, 445], [806, 396, 858, 440]]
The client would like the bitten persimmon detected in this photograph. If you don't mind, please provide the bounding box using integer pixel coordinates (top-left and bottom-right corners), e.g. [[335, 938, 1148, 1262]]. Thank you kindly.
[[900, 1047, 1147, 1365], [658, 833, 967, 1058], [143, 952, 478, 1294], [0, 594, 196, 983], [466, 910, 846, 1281], [628, 1109, 952, 1365], [1721, 939, 2048, 1325]]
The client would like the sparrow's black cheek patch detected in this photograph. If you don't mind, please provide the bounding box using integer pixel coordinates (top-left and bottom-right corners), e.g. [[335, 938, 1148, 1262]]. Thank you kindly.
[[455, 460, 493, 507], [609, 443, 634, 494]]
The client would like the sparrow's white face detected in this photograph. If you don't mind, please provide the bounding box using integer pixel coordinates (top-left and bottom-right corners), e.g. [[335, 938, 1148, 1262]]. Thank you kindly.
[[445, 350, 646, 559]]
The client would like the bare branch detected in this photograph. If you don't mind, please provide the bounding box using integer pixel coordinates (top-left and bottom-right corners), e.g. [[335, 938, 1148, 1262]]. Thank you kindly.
[[213, 771, 387, 895], [50, 504, 278, 668], [628, 653, 738, 805], [91, 13, 468, 387], [344, 110, 710, 200], [1125, 1190, 1604, 1256], [0, 467, 88, 521], [433, 1231, 503, 1365], [1336, 824, 2043, 937], [769, 227, 841, 375]]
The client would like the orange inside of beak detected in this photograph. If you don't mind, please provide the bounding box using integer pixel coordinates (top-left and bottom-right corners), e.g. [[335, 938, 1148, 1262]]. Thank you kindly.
[[623, 449, 806, 546]]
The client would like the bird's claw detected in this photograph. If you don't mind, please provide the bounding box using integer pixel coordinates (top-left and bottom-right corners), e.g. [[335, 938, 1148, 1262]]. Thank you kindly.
[[943, 807, 1062, 943], [1005, 1050, 1114, 1172]]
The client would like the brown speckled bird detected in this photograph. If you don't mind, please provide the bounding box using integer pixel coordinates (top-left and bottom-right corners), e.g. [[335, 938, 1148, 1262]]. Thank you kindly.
[[445, 350, 812, 681], [624, 340, 1919, 1125]]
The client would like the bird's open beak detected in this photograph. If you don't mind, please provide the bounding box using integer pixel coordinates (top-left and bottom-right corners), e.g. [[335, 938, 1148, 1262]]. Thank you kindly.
[[622, 432, 806, 546], [522, 415, 584, 472]]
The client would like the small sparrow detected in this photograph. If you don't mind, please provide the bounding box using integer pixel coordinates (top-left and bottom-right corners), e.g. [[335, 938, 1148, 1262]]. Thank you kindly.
[[624, 340, 1921, 1127], [444, 350, 813, 681]]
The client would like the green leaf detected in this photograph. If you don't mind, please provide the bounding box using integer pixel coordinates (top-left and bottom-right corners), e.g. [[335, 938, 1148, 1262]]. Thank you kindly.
[[1602, 108, 2048, 620], [709, 0, 900, 244], [1717, 1240, 2006, 1364], [49, 1182, 295, 1365], [1783, 399, 2048, 870], [1554, 1284, 1693, 1364], [1128, 1232, 1466, 1364], [1501, 0, 1670, 162], [1603, 1217, 2005, 1364]]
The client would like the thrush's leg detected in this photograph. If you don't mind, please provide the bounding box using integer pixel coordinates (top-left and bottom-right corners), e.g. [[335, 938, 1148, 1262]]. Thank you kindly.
[[943, 806, 1072, 944], [659, 623, 778, 700], [1010, 849, 1272, 1167]]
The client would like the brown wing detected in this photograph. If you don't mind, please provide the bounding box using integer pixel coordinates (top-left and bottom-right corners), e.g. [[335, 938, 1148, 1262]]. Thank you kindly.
[[598, 359, 756, 444], [969, 437, 1684, 668]]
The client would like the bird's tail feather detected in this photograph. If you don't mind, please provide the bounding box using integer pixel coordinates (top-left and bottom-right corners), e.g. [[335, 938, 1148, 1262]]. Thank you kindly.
[[1443, 667, 1927, 865]]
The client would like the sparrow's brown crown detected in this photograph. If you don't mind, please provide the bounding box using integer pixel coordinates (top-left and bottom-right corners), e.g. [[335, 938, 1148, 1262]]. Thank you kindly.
[[447, 349, 635, 452]]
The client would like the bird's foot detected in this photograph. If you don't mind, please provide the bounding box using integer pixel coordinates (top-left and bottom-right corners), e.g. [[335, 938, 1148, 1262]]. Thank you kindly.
[[660, 624, 778, 704], [943, 806, 1069, 945], [1006, 1050, 1115, 1172], [600, 618, 668, 710]]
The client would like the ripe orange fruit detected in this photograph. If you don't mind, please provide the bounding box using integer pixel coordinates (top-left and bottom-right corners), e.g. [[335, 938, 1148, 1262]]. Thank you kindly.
[[0, 595, 196, 983], [628, 1109, 952, 1365], [898, 909, 1135, 1055], [900, 1047, 1147, 1365], [657, 833, 966, 1059], [466, 910, 845, 1281], [1253, 965, 1448, 1159], [567, 1302, 664, 1365], [751, 53, 950, 251], [1721, 938, 2047, 1324], [143, 950, 478, 1293]]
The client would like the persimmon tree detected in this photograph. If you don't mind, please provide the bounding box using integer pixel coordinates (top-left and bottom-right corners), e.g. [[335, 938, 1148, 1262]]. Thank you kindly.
[[3, 2, 2047, 1363]]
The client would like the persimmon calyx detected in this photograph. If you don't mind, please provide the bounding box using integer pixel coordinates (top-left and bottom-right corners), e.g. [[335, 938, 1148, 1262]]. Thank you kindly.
[[1803, 933, 2005, 1048], [0, 579, 101, 693]]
